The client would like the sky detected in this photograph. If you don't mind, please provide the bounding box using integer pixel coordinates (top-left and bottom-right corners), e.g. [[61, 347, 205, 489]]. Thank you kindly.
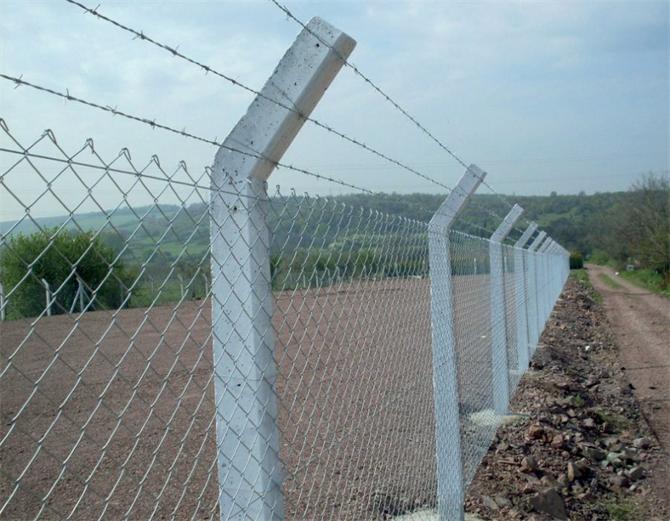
[[1, 0, 668, 221]]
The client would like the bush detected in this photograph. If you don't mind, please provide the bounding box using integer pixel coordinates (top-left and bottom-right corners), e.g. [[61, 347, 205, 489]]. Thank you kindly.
[[0, 228, 133, 319], [589, 249, 610, 265], [569, 251, 584, 270]]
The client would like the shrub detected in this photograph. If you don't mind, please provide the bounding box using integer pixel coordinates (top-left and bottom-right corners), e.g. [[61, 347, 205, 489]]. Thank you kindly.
[[569, 251, 584, 270], [0, 228, 133, 319]]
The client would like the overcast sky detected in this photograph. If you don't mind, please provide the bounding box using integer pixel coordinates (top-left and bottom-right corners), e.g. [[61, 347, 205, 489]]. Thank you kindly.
[[1, 0, 668, 221]]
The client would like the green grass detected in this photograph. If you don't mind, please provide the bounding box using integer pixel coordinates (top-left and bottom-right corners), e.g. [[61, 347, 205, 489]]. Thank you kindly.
[[620, 269, 670, 299], [599, 272, 623, 289], [570, 269, 603, 303], [602, 499, 641, 520]]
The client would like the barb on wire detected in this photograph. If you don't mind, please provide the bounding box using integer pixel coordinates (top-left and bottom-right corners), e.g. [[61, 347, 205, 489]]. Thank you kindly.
[[267, 0, 470, 169], [0, 73, 373, 194], [63, 0, 454, 193]]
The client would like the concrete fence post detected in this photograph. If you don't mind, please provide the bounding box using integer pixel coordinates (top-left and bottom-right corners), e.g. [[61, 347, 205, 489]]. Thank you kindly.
[[209, 17, 355, 521], [513, 222, 537, 371], [488, 203, 523, 414], [526, 231, 546, 351], [429, 164, 486, 521]]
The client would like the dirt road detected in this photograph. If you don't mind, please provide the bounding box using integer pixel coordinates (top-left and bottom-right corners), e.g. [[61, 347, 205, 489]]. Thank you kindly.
[[587, 264, 670, 450]]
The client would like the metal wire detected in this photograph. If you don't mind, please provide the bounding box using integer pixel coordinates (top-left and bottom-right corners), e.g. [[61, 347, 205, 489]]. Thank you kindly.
[[0, 123, 568, 521], [0, 74, 374, 195], [63, 0, 456, 194]]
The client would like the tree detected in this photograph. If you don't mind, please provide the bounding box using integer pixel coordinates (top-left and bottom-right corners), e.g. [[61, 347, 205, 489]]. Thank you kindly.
[[613, 173, 670, 280], [0, 228, 134, 319]]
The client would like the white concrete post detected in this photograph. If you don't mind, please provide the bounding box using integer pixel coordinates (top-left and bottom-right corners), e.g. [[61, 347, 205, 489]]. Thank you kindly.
[[41, 278, 52, 316], [540, 239, 554, 323], [488, 203, 523, 414], [513, 223, 537, 371], [177, 274, 185, 300], [0, 283, 5, 320], [209, 17, 355, 521], [526, 231, 546, 351], [429, 164, 485, 521]]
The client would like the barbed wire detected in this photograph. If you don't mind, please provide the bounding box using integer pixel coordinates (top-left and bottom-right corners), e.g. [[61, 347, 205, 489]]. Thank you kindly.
[[63, 0, 455, 193], [0, 73, 374, 195], [266, 0, 529, 216]]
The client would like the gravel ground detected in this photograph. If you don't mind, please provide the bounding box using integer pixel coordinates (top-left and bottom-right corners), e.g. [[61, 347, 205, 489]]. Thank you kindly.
[[465, 276, 670, 520], [0, 278, 438, 521]]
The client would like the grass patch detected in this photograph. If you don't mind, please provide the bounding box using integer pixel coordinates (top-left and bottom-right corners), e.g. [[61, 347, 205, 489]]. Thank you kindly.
[[602, 498, 641, 520], [594, 410, 632, 432], [599, 272, 623, 289], [570, 269, 603, 303], [620, 269, 670, 299]]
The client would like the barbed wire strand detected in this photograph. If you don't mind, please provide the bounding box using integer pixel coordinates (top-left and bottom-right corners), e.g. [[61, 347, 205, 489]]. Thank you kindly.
[[266, 0, 526, 216], [63, 0, 455, 194], [0, 73, 373, 195]]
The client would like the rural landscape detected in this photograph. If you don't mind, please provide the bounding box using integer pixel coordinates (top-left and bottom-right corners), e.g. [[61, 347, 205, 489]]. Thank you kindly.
[[1, 1, 668, 520]]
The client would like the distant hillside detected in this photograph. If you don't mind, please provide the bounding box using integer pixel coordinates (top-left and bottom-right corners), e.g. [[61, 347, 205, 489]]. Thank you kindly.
[[1, 192, 629, 258]]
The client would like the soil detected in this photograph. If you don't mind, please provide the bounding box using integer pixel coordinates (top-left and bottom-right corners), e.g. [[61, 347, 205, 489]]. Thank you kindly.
[[465, 275, 670, 520], [0, 279, 438, 520], [586, 264, 670, 450]]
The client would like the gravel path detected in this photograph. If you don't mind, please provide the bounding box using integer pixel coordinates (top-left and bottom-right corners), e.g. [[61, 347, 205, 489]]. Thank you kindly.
[[586, 264, 670, 450]]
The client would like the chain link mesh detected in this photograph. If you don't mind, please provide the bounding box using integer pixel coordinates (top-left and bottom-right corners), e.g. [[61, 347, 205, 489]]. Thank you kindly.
[[0, 121, 568, 520]]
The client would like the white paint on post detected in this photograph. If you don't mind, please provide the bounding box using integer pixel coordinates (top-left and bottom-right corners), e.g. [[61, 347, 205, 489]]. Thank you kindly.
[[513, 223, 537, 371], [429, 164, 486, 521], [488, 203, 523, 414], [209, 17, 355, 521]]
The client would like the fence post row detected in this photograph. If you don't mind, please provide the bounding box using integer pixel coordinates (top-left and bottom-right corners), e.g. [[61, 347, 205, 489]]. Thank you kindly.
[[429, 164, 486, 521], [513, 222, 538, 372], [488, 203, 524, 414], [209, 17, 356, 521]]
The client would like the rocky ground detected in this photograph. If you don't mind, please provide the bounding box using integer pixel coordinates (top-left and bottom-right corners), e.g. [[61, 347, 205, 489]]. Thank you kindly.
[[464, 276, 669, 520]]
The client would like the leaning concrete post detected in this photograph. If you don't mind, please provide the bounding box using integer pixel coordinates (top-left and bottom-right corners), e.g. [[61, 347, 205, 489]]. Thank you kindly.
[[527, 231, 547, 350], [429, 164, 485, 521], [513, 222, 537, 371], [209, 18, 355, 521], [488, 203, 523, 414], [540, 239, 554, 323], [526, 231, 545, 349]]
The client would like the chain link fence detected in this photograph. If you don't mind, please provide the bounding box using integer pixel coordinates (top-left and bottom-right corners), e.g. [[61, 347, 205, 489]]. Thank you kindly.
[[1, 120, 568, 520]]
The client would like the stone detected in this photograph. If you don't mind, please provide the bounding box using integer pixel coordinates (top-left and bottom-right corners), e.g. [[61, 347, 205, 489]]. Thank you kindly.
[[521, 456, 539, 473], [493, 494, 512, 508], [582, 417, 595, 429], [609, 475, 630, 489], [529, 488, 567, 520], [626, 466, 645, 481], [584, 446, 606, 461], [633, 437, 651, 450], [567, 462, 580, 482], [550, 434, 564, 448], [528, 424, 545, 440], [481, 495, 499, 511]]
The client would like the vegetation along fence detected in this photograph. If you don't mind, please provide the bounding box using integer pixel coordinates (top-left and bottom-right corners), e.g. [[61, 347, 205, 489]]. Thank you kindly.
[[0, 6, 569, 521]]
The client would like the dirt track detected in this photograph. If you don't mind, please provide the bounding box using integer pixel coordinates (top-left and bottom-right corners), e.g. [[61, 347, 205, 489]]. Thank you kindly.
[[586, 264, 670, 450]]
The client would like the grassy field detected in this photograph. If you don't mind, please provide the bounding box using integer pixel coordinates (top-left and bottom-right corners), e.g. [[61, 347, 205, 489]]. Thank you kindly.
[[620, 269, 670, 299]]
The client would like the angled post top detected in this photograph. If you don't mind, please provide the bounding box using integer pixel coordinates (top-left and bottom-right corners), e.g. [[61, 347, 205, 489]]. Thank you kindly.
[[515, 222, 537, 248], [213, 17, 356, 186], [528, 231, 547, 251], [490, 203, 523, 243], [429, 164, 486, 233]]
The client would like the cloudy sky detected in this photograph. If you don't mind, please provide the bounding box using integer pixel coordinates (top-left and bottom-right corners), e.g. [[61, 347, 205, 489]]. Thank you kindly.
[[1, 0, 668, 221]]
